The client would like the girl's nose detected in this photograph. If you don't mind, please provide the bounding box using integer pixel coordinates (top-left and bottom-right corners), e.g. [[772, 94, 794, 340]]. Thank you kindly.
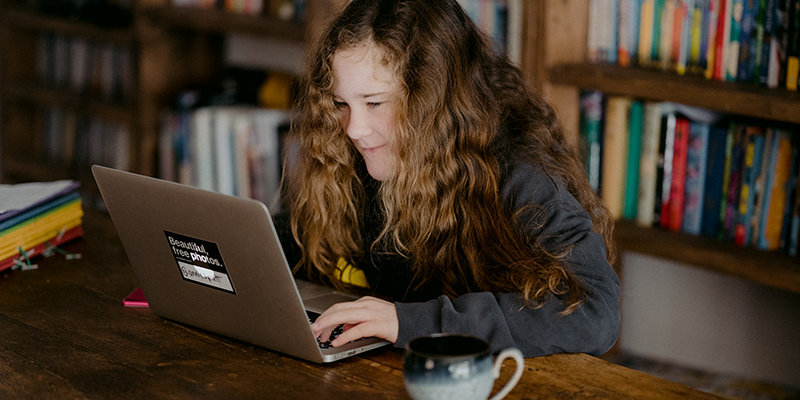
[[344, 108, 369, 140]]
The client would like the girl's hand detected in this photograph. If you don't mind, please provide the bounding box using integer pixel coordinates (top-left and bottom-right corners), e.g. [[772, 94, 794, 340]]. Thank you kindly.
[[310, 296, 398, 347]]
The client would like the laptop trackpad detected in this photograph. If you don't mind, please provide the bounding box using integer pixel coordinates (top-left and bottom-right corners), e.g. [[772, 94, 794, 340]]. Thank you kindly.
[[303, 292, 359, 314]]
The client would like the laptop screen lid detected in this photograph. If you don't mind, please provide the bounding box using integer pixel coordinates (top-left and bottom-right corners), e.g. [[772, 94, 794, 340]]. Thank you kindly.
[[91, 165, 388, 363]]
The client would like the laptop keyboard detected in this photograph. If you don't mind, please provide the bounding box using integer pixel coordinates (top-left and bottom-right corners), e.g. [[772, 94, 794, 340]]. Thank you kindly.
[[307, 311, 344, 349], [307, 311, 371, 349]]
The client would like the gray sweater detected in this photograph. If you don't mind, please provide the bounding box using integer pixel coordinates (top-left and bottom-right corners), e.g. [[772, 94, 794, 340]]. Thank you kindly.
[[276, 144, 621, 358]]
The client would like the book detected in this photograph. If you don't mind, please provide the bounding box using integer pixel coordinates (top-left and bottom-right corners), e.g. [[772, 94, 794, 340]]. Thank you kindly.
[[602, 96, 632, 219], [192, 107, 216, 192], [676, 0, 695, 75], [0, 180, 81, 221], [701, 125, 730, 237], [705, 0, 722, 78], [786, 0, 800, 89], [620, 0, 643, 66], [655, 111, 677, 227], [579, 90, 605, 193], [734, 126, 765, 246], [688, 0, 708, 74], [662, 115, 691, 231], [776, 0, 793, 88], [640, 0, 657, 66], [0, 200, 83, 264], [683, 121, 711, 235], [713, 0, 732, 80], [748, 127, 774, 245], [761, 0, 780, 86], [214, 106, 237, 196], [723, 123, 746, 240], [727, 0, 744, 81], [660, 0, 677, 70], [757, 129, 794, 250], [624, 100, 645, 220], [638, 101, 666, 226], [588, 0, 607, 62], [737, 0, 760, 82], [0, 226, 83, 272]]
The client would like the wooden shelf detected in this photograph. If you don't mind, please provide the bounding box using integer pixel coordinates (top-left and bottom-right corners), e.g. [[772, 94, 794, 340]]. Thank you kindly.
[[1, 155, 93, 183], [4, 83, 136, 125], [614, 220, 800, 294], [143, 7, 307, 43], [3, 8, 136, 43], [548, 63, 800, 125]]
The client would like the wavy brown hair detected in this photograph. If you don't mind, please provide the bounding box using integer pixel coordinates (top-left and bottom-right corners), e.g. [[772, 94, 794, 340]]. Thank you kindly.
[[287, 0, 616, 313]]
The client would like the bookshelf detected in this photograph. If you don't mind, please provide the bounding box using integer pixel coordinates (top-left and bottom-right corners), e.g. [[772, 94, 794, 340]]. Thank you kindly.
[[0, 0, 340, 187], [3, 0, 795, 293], [529, 1, 800, 294]]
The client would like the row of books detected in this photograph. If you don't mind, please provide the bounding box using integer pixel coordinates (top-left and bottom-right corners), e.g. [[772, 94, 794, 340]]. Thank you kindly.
[[0, 180, 84, 273], [40, 106, 132, 172], [37, 32, 136, 104], [580, 90, 800, 255], [159, 105, 291, 212], [172, 0, 305, 20], [456, 0, 522, 64], [588, 0, 800, 90]]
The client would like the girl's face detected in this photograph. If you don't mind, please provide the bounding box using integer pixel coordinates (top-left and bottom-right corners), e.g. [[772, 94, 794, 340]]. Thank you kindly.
[[332, 44, 401, 181]]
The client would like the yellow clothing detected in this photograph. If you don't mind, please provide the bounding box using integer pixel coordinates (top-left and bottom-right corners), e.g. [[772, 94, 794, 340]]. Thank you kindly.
[[334, 257, 369, 288]]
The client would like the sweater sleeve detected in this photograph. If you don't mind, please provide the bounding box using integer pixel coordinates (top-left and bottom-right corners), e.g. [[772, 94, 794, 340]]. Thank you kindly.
[[393, 162, 621, 357]]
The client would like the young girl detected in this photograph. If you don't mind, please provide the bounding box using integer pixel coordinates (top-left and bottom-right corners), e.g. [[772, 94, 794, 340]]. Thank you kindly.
[[276, 0, 621, 357]]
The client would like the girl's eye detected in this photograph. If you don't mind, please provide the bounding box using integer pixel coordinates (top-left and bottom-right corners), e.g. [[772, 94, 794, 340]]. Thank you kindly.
[[334, 101, 348, 109], [367, 102, 382, 108]]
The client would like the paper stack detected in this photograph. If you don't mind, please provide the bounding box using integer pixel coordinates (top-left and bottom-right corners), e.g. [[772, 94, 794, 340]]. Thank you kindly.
[[0, 180, 83, 272]]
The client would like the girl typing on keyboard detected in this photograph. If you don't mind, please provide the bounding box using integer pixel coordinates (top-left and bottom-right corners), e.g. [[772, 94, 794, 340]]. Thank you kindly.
[[275, 0, 621, 358]]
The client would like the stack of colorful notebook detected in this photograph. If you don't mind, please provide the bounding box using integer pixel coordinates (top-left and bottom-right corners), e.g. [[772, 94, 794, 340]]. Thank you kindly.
[[0, 180, 83, 272]]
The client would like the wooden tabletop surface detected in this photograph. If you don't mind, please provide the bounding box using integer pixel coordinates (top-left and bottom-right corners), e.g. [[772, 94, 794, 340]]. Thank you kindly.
[[0, 207, 725, 399]]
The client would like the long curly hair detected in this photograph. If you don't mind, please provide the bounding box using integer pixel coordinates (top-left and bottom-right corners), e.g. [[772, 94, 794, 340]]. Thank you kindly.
[[287, 0, 616, 313]]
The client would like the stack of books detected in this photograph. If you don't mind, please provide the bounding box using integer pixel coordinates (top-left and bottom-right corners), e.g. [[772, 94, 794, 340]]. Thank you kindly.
[[0, 180, 84, 272]]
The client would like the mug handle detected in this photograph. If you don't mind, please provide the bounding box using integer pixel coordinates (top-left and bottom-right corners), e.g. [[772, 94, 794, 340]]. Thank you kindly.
[[489, 348, 524, 400]]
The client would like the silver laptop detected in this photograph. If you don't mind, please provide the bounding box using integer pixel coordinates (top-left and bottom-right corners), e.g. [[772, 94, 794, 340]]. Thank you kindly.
[[92, 165, 389, 363]]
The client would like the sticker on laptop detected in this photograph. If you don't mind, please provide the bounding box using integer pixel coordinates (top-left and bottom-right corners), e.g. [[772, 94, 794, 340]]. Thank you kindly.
[[164, 231, 236, 294]]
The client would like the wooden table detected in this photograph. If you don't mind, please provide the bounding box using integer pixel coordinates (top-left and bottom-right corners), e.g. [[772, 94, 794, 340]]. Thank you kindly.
[[0, 208, 724, 399]]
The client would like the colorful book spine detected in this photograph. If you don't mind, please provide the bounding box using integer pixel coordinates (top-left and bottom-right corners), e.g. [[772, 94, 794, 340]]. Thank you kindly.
[[776, 0, 793, 88], [757, 129, 794, 250], [727, 0, 744, 81], [602, 96, 632, 219], [0, 226, 83, 272], [737, 0, 760, 82], [624, 101, 645, 219], [786, 0, 800, 90], [638, 102, 665, 226], [640, 0, 657, 66], [579, 91, 605, 193], [724, 123, 746, 240], [701, 125, 730, 237], [677, 0, 696, 74], [714, 0, 732, 80], [660, 0, 677, 70], [663, 116, 691, 231], [748, 127, 774, 246], [655, 111, 677, 227], [761, 0, 779, 86], [734, 126, 765, 246], [705, 0, 722, 79], [683, 122, 711, 235]]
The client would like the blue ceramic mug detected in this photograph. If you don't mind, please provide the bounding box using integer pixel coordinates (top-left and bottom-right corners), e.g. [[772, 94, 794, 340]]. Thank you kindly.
[[403, 334, 524, 400]]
